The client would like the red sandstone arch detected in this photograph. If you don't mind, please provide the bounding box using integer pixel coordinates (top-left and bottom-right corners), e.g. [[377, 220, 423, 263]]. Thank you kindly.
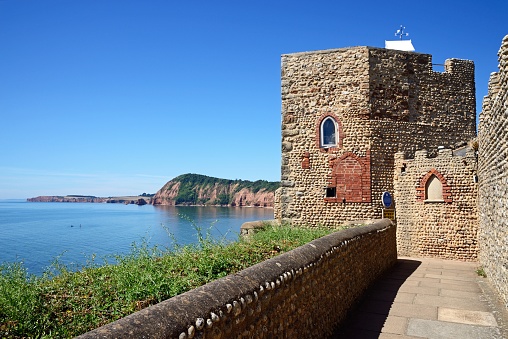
[[326, 151, 371, 203], [416, 168, 452, 203]]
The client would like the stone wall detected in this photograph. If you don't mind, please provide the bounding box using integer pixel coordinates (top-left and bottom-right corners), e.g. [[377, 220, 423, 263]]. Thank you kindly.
[[276, 46, 476, 227], [394, 147, 478, 261], [478, 35, 508, 306], [77, 220, 396, 339]]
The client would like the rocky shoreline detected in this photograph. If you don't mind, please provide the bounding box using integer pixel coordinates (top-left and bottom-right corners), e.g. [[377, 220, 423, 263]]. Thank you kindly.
[[26, 195, 275, 208], [27, 195, 150, 205]]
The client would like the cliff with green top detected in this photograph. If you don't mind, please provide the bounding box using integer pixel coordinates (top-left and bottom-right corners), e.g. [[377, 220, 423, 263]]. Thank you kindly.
[[151, 174, 279, 207]]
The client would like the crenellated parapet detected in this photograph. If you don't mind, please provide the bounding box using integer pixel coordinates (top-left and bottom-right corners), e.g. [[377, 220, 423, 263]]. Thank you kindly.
[[394, 144, 478, 261]]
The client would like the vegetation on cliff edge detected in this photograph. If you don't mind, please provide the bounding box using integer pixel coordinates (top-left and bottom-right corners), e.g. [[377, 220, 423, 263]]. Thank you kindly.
[[169, 173, 280, 205], [0, 222, 335, 338]]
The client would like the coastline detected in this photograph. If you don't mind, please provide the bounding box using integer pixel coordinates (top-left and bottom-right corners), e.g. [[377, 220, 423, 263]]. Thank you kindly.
[[27, 195, 151, 205], [26, 195, 274, 208]]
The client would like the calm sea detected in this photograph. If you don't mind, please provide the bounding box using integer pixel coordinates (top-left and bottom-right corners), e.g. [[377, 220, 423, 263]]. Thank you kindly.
[[0, 200, 274, 275]]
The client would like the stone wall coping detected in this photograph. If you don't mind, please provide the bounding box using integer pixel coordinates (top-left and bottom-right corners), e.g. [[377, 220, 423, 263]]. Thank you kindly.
[[77, 219, 394, 338]]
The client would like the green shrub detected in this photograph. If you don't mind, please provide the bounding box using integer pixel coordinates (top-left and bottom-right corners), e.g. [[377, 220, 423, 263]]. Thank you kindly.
[[0, 221, 336, 338]]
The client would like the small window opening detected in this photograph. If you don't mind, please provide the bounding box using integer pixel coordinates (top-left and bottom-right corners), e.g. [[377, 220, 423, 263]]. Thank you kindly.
[[321, 117, 337, 148], [326, 187, 336, 198], [401, 163, 406, 173], [425, 175, 443, 202]]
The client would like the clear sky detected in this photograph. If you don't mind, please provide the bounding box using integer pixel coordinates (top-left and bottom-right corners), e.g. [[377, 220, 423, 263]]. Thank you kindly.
[[0, 0, 506, 199]]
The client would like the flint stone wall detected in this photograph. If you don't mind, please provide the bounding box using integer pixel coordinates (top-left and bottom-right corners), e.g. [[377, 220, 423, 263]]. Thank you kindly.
[[276, 46, 476, 227], [77, 219, 396, 339], [478, 34, 508, 306], [394, 147, 478, 261]]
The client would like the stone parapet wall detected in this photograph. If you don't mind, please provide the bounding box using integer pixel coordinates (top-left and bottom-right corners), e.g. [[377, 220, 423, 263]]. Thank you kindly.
[[368, 51, 476, 128], [478, 34, 508, 306], [77, 220, 396, 339], [394, 147, 478, 261]]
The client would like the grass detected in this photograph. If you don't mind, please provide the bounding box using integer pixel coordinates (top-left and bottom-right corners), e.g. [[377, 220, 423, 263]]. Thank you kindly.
[[0, 220, 338, 338], [476, 266, 487, 278]]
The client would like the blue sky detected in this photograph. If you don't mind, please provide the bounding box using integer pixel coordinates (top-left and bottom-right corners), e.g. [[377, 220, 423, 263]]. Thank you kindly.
[[0, 0, 506, 199]]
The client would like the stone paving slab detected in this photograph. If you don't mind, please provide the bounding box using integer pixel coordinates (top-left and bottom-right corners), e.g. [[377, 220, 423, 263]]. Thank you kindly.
[[439, 279, 483, 287], [406, 318, 502, 339], [377, 334, 422, 339], [419, 280, 482, 293], [425, 273, 479, 282], [439, 289, 484, 299], [405, 277, 441, 284], [398, 285, 440, 296], [413, 294, 490, 312], [330, 257, 508, 339], [438, 308, 498, 326], [388, 302, 438, 320], [337, 329, 421, 339]]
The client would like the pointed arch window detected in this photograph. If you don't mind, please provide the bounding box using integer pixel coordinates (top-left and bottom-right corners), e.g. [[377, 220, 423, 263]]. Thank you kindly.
[[320, 117, 337, 148], [417, 169, 452, 203], [425, 174, 443, 202]]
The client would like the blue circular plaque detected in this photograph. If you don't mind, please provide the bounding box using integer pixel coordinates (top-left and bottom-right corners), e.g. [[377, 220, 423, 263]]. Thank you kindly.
[[382, 191, 392, 208]]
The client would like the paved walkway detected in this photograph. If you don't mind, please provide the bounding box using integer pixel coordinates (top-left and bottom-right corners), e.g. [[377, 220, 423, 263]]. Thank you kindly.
[[332, 257, 508, 339]]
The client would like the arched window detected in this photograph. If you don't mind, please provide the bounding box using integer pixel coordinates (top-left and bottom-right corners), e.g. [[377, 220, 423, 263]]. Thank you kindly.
[[320, 117, 337, 148], [417, 169, 451, 203], [316, 113, 343, 150], [425, 174, 443, 201]]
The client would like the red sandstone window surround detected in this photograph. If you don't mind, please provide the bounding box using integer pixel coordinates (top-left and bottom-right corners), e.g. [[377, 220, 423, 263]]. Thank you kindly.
[[416, 169, 452, 203]]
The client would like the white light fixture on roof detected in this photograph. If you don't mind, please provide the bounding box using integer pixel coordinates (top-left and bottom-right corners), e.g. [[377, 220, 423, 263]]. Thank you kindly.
[[385, 25, 415, 52]]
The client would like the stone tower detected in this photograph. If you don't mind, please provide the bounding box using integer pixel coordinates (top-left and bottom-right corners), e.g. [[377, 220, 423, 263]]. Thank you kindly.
[[275, 46, 476, 227]]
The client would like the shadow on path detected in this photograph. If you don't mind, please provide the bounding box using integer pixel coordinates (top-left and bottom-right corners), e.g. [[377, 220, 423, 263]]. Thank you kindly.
[[329, 258, 422, 338]]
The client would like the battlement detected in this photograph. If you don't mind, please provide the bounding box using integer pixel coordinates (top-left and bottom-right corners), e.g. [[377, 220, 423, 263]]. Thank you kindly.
[[393, 143, 478, 261], [395, 144, 476, 162], [443, 58, 475, 76]]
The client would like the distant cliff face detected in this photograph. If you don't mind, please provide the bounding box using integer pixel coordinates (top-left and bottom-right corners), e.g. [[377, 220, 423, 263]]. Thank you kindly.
[[27, 196, 109, 203], [152, 174, 278, 207], [27, 196, 151, 205]]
